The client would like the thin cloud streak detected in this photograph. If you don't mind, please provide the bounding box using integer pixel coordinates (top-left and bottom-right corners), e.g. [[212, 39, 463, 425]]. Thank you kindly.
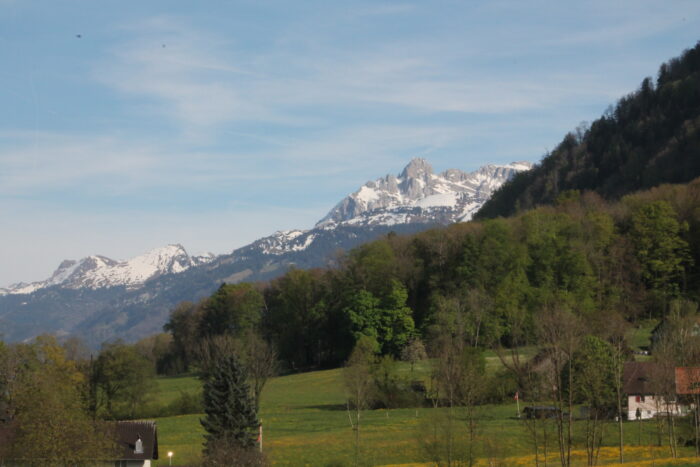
[[0, 123, 470, 195], [94, 16, 635, 136]]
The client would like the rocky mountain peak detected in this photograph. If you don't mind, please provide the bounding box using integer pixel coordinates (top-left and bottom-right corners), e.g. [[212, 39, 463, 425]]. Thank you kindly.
[[400, 157, 433, 180], [316, 159, 532, 227]]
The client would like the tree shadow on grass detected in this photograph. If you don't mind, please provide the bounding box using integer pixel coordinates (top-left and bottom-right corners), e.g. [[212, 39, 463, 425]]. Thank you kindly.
[[303, 404, 347, 411]]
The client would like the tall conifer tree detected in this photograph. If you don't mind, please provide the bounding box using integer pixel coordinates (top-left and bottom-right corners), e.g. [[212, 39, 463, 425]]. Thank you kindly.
[[201, 354, 259, 451]]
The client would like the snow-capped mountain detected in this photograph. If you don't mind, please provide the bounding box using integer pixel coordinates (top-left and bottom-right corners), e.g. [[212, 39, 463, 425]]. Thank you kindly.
[[0, 157, 530, 345], [317, 158, 532, 227], [0, 158, 529, 296], [1, 245, 214, 295], [244, 159, 530, 258]]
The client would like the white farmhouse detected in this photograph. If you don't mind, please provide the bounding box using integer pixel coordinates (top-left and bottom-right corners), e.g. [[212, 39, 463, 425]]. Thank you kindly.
[[623, 362, 700, 420]]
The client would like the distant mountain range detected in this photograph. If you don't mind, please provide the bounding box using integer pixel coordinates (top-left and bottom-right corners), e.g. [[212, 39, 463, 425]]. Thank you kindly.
[[0, 158, 530, 346], [1, 245, 215, 296]]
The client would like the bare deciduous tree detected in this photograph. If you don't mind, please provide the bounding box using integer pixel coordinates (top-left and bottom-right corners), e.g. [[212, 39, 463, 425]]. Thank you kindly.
[[343, 336, 377, 467], [538, 305, 583, 467], [197, 331, 278, 411], [400, 337, 427, 376]]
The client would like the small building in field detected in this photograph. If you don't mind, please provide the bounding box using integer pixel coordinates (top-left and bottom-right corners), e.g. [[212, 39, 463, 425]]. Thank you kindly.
[[623, 362, 700, 420], [112, 421, 158, 467]]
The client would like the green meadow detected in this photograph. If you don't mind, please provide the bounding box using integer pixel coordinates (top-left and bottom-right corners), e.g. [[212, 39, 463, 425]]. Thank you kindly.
[[149, 321, 688, 466], [151, 360, 698, 465]]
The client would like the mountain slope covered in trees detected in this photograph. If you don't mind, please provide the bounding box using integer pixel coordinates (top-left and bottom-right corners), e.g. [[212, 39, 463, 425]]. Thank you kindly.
[[164, 178, 700, 372], [477, 42, 700, 220]]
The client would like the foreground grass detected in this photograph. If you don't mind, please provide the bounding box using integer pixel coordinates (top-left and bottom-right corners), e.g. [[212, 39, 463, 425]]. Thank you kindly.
[[151, 362, 698, 466]]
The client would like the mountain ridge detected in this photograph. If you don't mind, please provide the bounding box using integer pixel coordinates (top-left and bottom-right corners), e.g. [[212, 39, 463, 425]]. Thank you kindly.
[[2, 159, 528, 297], [0, 245, 214, 295], [0, 158, 530, 346], [318, 158, 531, 227]]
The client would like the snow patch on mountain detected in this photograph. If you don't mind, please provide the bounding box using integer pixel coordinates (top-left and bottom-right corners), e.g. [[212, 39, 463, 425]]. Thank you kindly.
[[253, 230, 318, 255], [317, 158, 532, 228], [2, 244, 214, 295], [2, 158, 530, 296]]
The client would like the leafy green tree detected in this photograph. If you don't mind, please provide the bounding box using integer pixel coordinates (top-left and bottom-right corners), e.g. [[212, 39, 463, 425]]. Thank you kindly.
[[201, 354, 259, 453], [163, 300, 205, 373], [200, 283, 264, 338], [344, 280, 415, 356], [94, 341, 155, 419], [371, 355, 414, 410], [264, 268, 328, 368], [0, 337, 116, 465], [345, 289, 381, 341], [134, 332, 172, 374], [630, 201, 691, 304], [564, 335, 616, 409], [521, 210, 595, 316], [345, 240, 398, 296], [476, 219, 527, 293], [380, 280, 417, 355]]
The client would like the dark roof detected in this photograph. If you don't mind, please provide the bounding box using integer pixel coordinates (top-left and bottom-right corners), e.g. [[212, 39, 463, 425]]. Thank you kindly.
[[113, 421, 158, 460], [623, 361, 661, 395], [676, 367, 700, 395]]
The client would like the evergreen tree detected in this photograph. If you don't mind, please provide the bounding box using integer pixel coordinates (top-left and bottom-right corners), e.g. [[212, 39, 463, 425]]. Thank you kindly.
[[201, 354, 259, 452]]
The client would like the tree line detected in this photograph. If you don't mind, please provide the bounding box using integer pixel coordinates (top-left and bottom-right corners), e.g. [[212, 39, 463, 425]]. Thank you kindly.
[[161, 178, 700, 374]]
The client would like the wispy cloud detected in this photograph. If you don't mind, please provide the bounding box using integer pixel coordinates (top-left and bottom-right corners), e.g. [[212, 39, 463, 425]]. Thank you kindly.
[[0, 121, 466, 197], [94, 14, 629, 139]]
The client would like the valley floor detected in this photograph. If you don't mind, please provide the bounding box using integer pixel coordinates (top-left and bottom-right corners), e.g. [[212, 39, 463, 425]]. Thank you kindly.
[[151, 360, 699, 466]]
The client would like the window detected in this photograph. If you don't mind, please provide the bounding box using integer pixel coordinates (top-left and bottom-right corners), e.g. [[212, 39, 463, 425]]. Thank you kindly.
[[135, 437, 144, 454], [635, 395, 641, 403]]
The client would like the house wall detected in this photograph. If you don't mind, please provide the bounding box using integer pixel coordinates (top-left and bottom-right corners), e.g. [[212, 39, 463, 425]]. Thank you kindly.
[[627, 395, 685, 420]]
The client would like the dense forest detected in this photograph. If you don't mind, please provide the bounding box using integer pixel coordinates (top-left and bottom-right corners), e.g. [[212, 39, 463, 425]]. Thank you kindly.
[[161, 177, 700, 374], [477, 41, 700, 219]]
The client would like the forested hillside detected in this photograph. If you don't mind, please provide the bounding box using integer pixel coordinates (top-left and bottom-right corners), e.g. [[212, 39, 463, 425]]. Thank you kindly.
[[4, 178, 699, 466], [163, 178, 700, 372], [477, 41, 700, 219]]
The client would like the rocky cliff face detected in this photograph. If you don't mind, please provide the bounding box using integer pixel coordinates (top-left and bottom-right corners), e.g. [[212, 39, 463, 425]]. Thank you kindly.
[[317, 158, 531, 227]]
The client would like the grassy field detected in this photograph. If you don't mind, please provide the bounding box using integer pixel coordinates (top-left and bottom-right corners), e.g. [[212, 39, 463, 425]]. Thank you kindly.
[[627, 319, 659, 356], [150, 356, 699, 466]]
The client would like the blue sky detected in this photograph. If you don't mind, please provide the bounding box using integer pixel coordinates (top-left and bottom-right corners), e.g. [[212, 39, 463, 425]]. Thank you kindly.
[[1, 0, 699, 286]]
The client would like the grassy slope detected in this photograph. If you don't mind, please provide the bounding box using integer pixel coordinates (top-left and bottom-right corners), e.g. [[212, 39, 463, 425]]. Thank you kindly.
[[151, 349, 698, 466]]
